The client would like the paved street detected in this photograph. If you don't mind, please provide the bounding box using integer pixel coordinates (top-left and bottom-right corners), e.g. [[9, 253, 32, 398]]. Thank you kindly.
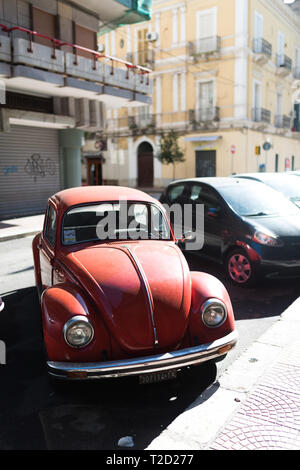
[[0, 236, 299, 450]]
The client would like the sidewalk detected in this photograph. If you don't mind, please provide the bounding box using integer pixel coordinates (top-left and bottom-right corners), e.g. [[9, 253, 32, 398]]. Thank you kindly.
[[0, 214, 44, 242], [147, 297, 300, 450]]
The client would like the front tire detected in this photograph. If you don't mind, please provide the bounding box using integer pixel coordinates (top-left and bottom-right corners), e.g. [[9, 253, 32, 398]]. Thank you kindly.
[[225, 248, 257, 287]]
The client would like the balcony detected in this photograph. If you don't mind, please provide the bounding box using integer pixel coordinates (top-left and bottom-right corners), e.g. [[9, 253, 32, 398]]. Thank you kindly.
[[188, 36, 221, 58], [190, 108, 220, 127], [252, 38, 272, 65], [275, 115, 291, 129], [98, 0, 153, 35], [0, 23, 152, 108], [252, 108, 271, 124], [276, 54, 292, 76], [105, 110, 193, 136]]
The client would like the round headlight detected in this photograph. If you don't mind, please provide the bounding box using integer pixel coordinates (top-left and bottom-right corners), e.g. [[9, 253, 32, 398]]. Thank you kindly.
[[63, 316, 94, 348], [201, 299, 227, 328]]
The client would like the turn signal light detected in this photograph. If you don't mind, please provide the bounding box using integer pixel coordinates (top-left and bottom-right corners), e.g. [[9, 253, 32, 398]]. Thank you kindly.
[[218, 345, 232, 355]]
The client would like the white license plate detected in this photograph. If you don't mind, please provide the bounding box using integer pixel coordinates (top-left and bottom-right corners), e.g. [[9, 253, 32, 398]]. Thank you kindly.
[[139, 370, 177, 384]]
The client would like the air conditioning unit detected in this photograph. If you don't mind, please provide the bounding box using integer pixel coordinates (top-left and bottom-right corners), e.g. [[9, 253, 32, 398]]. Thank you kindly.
[[146, 32, 159, 42]]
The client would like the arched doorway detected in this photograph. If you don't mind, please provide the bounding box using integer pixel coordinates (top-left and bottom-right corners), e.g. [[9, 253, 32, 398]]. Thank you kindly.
[[137, 141, 154, 187]]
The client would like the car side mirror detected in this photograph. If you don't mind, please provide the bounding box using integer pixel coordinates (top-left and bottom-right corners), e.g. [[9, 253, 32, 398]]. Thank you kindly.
[[207, 207, 220, 218], [176, 231, 196, 246]]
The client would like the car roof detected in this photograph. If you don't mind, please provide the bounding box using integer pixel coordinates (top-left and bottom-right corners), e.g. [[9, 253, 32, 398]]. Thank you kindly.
[[50, 186, 158, 212], [165, 176, 265, 189], [234, 172, 298, 181]]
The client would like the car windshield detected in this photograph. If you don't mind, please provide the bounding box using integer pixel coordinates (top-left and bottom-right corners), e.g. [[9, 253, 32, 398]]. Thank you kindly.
[[218, 183, 300, 217], [261, 177, 300, 203], [62, 202, 171, 245]]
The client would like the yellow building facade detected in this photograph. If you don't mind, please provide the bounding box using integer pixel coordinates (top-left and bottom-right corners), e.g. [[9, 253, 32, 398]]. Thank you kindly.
[[97, 0, 300, 189]]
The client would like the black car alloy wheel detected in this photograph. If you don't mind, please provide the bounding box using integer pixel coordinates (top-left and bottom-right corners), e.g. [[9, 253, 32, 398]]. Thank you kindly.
[[225, 248, 256, 287]]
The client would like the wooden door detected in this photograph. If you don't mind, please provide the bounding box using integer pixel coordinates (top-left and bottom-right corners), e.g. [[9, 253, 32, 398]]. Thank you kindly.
[[138, 143, 153, 187], [87, 159, 103, 185]]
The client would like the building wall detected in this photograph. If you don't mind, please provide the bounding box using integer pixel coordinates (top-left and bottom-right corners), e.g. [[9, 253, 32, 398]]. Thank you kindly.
[[100, 0, 300, 188]]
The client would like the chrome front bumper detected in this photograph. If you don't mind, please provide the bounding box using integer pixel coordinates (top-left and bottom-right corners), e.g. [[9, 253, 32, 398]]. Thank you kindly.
[[47, 330, 238, 380]]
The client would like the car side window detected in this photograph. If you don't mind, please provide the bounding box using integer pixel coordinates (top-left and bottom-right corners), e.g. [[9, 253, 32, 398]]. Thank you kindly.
[[167, 184, 186, 202], [44, 205, 57, 247], [196, 186, 221, 212], [189, 184, 203, 201]]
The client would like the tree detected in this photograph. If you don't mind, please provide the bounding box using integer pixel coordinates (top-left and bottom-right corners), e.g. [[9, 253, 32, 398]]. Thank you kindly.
[[155, 131, 185, 180]]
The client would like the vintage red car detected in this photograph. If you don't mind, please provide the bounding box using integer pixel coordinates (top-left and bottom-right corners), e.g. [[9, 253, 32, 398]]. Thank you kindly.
[[32, 186, 237, 382]]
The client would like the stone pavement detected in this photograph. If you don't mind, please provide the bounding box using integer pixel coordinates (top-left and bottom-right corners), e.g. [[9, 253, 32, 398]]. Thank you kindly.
[[147, 297, 300, 450]]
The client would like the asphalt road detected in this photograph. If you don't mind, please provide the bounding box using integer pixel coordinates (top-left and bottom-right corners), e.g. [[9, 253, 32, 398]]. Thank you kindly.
[[0, 236, 299, 450]]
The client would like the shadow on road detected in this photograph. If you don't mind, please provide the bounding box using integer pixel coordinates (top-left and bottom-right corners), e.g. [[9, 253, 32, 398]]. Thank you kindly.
[[0, 287, 217, 450]]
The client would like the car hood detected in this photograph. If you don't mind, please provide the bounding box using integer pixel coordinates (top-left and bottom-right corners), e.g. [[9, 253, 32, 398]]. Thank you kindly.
[[63, 241, 192, 354], [243, 214, 300, 237]]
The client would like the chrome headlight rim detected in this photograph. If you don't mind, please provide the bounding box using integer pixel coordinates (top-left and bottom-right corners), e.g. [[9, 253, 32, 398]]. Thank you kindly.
[[63, 315, 94, 349], [201, 298, 228, 328]]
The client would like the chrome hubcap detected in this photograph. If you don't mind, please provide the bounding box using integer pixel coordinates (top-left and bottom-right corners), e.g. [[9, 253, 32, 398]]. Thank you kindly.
[[228, 254, 251, 283]]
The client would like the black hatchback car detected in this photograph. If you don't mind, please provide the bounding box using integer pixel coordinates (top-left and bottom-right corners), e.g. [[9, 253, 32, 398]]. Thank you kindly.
[[160, 177, 300, 286]]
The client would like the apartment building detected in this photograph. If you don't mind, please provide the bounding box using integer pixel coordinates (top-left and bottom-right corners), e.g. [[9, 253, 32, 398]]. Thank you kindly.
[[99, 0, 300, 189], [0, 0, 153, 218]]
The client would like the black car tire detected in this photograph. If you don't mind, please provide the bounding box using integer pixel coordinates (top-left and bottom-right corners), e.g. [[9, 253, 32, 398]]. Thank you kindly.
[[225, 248, 257, 287]]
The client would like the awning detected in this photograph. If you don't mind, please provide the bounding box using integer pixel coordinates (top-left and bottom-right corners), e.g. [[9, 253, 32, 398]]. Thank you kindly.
[[184, 136, 222, 142]]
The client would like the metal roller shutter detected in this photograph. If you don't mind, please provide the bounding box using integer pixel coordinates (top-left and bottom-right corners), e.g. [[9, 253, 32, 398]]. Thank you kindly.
[[0, 125, 61, 219]]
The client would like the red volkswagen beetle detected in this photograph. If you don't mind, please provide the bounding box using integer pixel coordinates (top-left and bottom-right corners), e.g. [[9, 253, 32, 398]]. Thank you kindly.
[[32, 186, 237, 382]]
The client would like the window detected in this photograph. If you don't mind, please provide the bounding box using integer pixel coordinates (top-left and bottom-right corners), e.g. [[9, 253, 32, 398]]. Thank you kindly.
[[197, 80, 215, 120], [62, 202, 170, 245], [167, 184, 186, 202], [277, 31, 285, 66], [44, 205, 57, 247], [196, 7, 217, 53], [196, 186, 221, 212], [189, 184, 202, 201], [32, 7, 56, 46], [74, 24, 96, 58], [137, 28, 149, 65], [254, 11, 263, 40]]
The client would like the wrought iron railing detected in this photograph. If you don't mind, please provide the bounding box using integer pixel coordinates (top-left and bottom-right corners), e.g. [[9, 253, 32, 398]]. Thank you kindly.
[[252, 108, 271, 123], [252, 38, 272, 57]]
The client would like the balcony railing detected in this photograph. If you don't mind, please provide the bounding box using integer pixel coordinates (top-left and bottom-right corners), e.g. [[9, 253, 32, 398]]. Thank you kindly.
[[188, 36, 221, 56], [0, 23, 152, 96], [274, 115, 291, 129], [191, 107, 220, 123], [252, 38, 272, 57], [276, 54, 292, 71], [105, 107, 221, 136], [252, 108, 271, 124]]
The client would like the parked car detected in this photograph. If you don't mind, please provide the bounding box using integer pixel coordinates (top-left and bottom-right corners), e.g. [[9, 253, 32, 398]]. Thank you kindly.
[[32, 186, 237, 382], [234, 172, 300, 208], [160, 177, 300, 286]]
